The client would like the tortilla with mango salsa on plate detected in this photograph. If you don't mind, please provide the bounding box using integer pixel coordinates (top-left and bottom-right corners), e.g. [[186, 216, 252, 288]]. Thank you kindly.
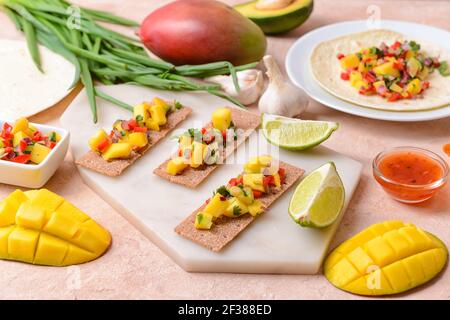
[[310, 29, 450, 111]]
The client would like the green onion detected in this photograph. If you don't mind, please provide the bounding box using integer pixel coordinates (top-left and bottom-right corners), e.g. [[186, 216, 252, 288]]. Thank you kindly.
[[0, 0, 258, 122]]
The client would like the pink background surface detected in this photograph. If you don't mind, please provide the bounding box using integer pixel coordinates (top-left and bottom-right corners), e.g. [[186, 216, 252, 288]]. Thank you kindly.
[[0, 0, 449, 299]]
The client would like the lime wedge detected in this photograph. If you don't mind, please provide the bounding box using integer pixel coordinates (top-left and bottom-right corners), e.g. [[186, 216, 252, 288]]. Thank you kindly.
[[262, 114, 338, 150], [289, 162, 345, 228]]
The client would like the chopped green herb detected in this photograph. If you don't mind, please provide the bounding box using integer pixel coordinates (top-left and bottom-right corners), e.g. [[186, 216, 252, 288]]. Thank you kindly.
[[409, 41, 421, 52], [356, 52, 363, 60], [23, 150, 31, 154], [135, 114, 144, 122], [121, 131, 126, 137], [232, 206, 242, 216], [439, 61, 450, 76], [214, 185, 230, 197], [174, 100, 183, 110], [49, 132, 57, 142]]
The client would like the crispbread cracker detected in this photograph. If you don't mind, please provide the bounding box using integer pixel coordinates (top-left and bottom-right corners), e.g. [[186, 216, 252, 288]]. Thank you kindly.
[[153, 107, 261, 188], [175, 161, 304, 252], [76, 106, 192, 176]]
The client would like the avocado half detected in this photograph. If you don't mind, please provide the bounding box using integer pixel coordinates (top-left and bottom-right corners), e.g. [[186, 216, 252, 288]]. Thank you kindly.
[[235, 0, 313, 35]]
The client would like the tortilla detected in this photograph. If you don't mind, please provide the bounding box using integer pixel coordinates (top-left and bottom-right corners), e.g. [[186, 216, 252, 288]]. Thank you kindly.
[[310, 29, 450, 111], [0, 40, 75, 119], [75, 106, 192, 176], [153, 108, 261, 188], [175, 161, 304, 252]]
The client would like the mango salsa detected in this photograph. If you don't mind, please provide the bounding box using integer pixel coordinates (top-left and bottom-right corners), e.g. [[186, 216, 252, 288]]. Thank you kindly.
[[0, 189, 111, 266], [337, 40, 441, 102], [1, 118, 61, 164], [101, 143, 132, 161], [167, 157, 189, 175], [324, 221, 447, 296]]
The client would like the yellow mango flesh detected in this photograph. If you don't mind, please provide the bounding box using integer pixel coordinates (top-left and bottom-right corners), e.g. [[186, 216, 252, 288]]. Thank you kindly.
[[0, 189, 111, 266], [324, 221, 447, 296], [101, 142, 132, 161], [30, 143, 52, 164], [166, 157, 188, 175], [128, 132, 148, 148], [212, 108, 232, 131], [340, 54, 360, 70]]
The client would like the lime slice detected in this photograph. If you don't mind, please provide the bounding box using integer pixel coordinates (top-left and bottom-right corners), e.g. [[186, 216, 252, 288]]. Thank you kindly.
[[262, 114, 338, 150], [289, 162, 345, 228]]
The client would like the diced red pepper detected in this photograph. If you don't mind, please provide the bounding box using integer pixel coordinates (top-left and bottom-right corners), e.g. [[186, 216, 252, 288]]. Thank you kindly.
[[359, 85, 376, 95], [340, 72, 350, 80], [133, 126, 147, 133], [178, 149, 183, 157], [127, 119, 137, 130], [390, 41, 401, 50], [205, 198, 210, 204], [32, 131, 43, 142], [4, 147, 13, 154], [222, 130, 227, 141], [97, 138, 111, 152], [263, 175, 275, 187], [2, 122, 12, 134], [388, 92, 403, 102], [337, 53, 345, 60], [11, 154, 31, 164], [278, 168, 286, 184], [19, 139, 28, 153], [2, 138, 11, 148], [252, 190, 263, 199], [393, 61, 404, 70], [201, 128, 207, 135], [363, 72, 377, 83], [423, 81, 430, 89], [48, 141, 57, 149]]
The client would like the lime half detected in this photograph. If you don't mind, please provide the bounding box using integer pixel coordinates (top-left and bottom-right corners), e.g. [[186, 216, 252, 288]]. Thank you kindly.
[[262, 114, 338, 150], [289, 162, 345, 228]]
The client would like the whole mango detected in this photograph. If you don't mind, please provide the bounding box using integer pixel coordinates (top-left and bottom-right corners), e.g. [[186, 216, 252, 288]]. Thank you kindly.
[[324, 221, 447, 296], [139, 0, 267, 66], [0, 189, 111, 266]]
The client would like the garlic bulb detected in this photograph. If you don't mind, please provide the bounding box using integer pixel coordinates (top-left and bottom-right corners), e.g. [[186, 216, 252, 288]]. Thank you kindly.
[[256, 0, 293, 10], [258, 55, 308, 118], [205, 69, 264, 105]]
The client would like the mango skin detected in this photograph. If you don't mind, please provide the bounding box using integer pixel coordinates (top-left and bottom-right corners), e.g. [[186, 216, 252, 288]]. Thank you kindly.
[[0, 189, 111, 266], [139, 0, 267, 66], [324, 221, 448, 296]]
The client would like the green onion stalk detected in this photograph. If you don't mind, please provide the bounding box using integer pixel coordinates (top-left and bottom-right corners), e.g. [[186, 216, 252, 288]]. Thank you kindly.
[[0, 0, 258, 122]]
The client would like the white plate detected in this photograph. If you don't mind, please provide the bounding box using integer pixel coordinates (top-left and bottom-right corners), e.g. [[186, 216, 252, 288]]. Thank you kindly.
[[286, 20, 450, 122], [0, 39, 76, 119]]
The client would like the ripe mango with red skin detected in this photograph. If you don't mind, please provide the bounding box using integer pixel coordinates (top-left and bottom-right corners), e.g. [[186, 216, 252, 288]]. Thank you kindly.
[[139, 0, 267, 66]]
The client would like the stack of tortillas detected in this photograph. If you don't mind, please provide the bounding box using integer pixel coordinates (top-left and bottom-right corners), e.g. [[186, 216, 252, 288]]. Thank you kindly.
[[0, 39, 75, 119]]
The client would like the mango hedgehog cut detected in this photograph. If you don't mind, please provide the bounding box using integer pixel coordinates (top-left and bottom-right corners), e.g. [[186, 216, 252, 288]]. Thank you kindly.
[[0, 189, 111, 266], [324, 220, 448, 296]]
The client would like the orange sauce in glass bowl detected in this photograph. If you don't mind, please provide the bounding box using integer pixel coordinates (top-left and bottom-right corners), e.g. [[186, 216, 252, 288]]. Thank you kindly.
[[373, 147, 449, 203]]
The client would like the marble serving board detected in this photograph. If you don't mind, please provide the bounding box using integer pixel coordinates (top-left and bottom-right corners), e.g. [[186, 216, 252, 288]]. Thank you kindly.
[[61, 84, 362, 274]]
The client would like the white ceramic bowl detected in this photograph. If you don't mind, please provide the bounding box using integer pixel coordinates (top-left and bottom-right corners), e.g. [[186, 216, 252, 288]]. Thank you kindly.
[[0, 121, 69, 188]]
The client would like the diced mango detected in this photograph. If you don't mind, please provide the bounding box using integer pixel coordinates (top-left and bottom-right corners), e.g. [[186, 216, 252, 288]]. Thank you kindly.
[[353, 80, 370, 90], [244, 155, 272, 173], [324, 221, 448, 296], [133, 103, 150, 123], [190, 141, 206, 168], [11, 117, 29, 134], [273, 173, 281, 188], [15, 201, 46, 230], [373, 62, 400, 77], [152, 97, 169, 112], [389, 83, 403, 93], [30, 143, 52, 164], [204, 193, 229, 218], [8, 227, 40, 263], [195, 212, 213, 230], [0, 226, 14, 257], [224, 197, 248, 218], [166, 157, 188, 175], [128, 132, 148, 148], [0, 190, 27, 227], [247, 200, 263, 217], [349, 71, 363, 87], [34, 233, 68, 266], [212, 108, 232, 131], [179, 135, 192, 151], [13, 131, 29, 147], [89, 129, 108, 152], [145, 118, 160, 131], [340, 54, 360, 70], [373, 80, 386, 91], [406, 79, 422, 95], [101, 143, 132, 161], [229, 186, 254, 205], [150, 103, 167, 126], [243, 173, 265, 192], [70, 219, 111, 255]]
